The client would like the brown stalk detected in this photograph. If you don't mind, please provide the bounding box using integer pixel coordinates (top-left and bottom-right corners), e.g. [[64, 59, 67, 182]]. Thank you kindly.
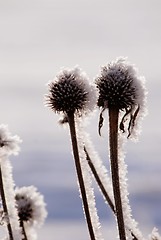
[[84, 146, 115, 213], [67, 112, 96, 240], [108, 107, 126, 240], [20, 220, 28, 240], [84, 146, 138, 240]]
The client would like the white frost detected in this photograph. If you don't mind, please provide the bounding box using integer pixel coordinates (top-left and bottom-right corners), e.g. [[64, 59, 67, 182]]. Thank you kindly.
[[75, 118, 104, 240], [81, 130, 114, 207], [118, 133, 145, 240], [46, 66, 97, 115], [15, 185, 47, 228], [0, 156, 22, 240], [0, 125, 21, 157], [149, 228, 161, 240]]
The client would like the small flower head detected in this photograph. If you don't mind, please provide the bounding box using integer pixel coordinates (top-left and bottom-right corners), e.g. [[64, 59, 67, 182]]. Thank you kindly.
[[95, 57, 147, 138], [15, 186, 47, 227], [45, 66, 96, 116], [0, 125, 21, 157]]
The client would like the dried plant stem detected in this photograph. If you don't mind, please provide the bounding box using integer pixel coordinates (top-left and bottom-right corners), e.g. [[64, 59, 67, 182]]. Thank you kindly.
[[84, 146, 115, 213], [20, 221, 28, 240], [108, 107, 126, 240], [84, 146, 138, 240], [0, 164, 14, 240], [67, 113, 96, 240]]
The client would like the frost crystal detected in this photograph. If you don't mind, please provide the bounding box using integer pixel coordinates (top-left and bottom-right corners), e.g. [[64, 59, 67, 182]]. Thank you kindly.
[[118, 134, 145, 240], [45, 66, 97, 115], [0, 125, 21, 157], [15, 186, 47, 227], [82, 131, 114, 206]]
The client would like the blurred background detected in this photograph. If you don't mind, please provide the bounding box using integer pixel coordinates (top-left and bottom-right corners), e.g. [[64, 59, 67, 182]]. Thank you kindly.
[[0, 0, 161, 239]]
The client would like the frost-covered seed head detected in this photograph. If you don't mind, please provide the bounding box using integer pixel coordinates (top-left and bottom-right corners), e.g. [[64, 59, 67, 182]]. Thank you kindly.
[[96, 57, 144, 110], [95, 57, 147, 138], [15, 186, 47, 227], [45, 67, 96, 115], [0, 125, 21, 157]]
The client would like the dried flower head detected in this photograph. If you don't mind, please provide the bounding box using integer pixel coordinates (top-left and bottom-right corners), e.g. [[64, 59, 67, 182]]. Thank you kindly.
[[95, 57, 147, 138], [45, 66, 96, 116], [15, 186, 47, 227], [0, 125, 21, 157]]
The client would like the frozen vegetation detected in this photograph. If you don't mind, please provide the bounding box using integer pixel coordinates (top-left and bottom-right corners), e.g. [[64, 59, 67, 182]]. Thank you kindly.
[[0, 57, 160, 240]]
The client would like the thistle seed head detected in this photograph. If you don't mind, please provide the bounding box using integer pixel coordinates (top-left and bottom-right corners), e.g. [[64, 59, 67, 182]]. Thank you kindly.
[[96, 57, 142, 109], [96, 57, 147, 138], [15, 186, 47, 227], [45, 67, 96, 116]]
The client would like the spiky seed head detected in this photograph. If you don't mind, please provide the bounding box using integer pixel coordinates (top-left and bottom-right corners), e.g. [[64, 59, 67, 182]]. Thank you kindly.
[[15, 186, 47, 227], [45, 67, 96, 116], [95, 57, 147, 138], [96, 57, 143, 110]]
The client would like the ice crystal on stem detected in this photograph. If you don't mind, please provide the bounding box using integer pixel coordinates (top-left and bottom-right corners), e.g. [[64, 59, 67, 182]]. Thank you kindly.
[[118, 134, 145, 240], [0, 125, 22, 240], [76, 120, 104, 240], [82, 131, 114, 210]]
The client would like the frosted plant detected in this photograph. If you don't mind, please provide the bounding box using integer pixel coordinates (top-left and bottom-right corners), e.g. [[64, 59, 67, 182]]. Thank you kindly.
[[58, 103, 141, 240], [0, 125, 21, 157], [15, 186, 47, 240], [117, 134, 145, 240], [96, 57, 147, 139], [0, 208, 8, 226], [46, 66, 96, 116], [149, 228, 161, 240], [82, 128, 142, 240], [78, 128, 114, 212], [45, 66, 100, 240], [0, 125, 22, 240], [95, 57, 147, 240], [76, 120, 104, 240]]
